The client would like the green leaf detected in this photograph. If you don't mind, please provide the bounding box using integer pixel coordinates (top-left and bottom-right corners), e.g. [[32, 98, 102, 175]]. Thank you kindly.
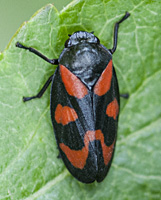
[[0, 0, 161, 199]]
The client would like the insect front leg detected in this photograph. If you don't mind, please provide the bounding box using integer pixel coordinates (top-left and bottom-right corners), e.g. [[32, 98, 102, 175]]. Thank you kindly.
[[16, 42, 59, 65], [15, 42, 59, 102], [110, 12, 130, 54], [23, 75, 53, 102]]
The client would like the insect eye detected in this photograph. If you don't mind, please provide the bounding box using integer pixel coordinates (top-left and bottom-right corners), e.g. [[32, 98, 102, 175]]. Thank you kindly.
[[97, 37, 100, 44], [65, 39, 70, 48]]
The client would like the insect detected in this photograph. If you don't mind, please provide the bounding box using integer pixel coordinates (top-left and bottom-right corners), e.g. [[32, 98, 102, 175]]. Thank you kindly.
[[16, 12, 130, 183]]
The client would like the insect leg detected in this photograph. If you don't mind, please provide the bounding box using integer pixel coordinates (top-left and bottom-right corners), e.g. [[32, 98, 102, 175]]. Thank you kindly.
[[57, 153, 62, 159], [23, 74, 53, 102], [16, 42, 59, 65], [110, 12, 130, 54], [120, 93, 129, 99]]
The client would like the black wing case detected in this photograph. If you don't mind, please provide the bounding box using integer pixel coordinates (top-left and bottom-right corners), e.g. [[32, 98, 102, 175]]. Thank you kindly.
[[50, 65, 101, 183], [92, 60, 120, 182]]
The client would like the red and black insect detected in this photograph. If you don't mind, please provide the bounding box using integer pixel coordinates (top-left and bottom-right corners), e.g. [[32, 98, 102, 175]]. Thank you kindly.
[[16, 12, 130, 183]]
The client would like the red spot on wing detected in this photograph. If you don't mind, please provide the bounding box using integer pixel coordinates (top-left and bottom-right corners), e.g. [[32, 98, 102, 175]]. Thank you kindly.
[[106, 98, 119, 120], [94, 60, 113, 96], [60, 65, 88, 99], [95, 130, 115, 166], [55, 104, 78, 125], [59, 144, 88, 169], [59, 130, 115, 169]]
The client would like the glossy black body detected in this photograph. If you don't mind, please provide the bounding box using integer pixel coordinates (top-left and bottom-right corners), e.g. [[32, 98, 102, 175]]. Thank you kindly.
[[16, 12, 130, 184], [50, 31, 120, 183]]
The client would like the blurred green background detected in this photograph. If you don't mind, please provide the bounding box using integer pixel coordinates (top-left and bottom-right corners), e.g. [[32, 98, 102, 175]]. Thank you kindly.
[[0, 0, 71, 52]]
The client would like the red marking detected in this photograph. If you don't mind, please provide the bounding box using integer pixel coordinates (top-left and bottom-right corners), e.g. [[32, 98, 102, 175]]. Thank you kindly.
[[95, 130, 115, 165], [60, 65, 88, 99], [59, 130, 115, 169], [106, 98, 119, 120], [59, 143, 88, 169], [94, 60, 113, 96], [55, 104, 78, 125]]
